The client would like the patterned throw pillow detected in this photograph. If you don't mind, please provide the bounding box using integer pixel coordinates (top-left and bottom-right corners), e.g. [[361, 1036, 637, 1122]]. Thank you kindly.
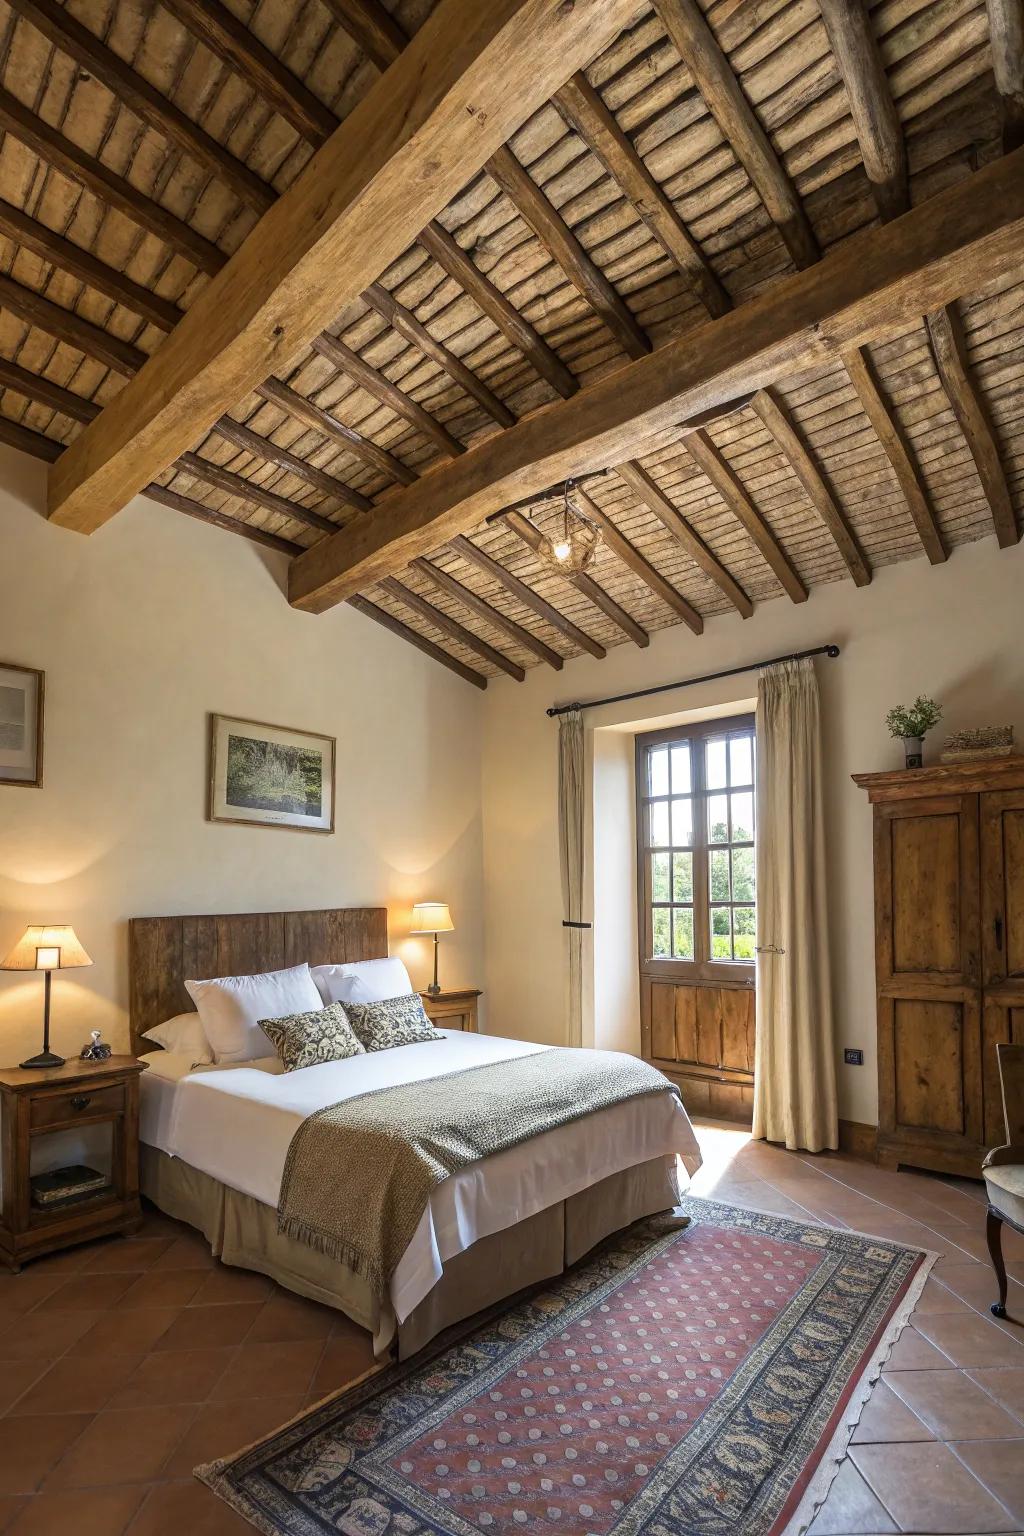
[[343, 993, 443, 1052], [259, 1002, 365, 1073]]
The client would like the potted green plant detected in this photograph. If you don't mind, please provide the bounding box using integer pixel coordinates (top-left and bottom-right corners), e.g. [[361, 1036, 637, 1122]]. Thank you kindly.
[[885, 696, 943, 768]]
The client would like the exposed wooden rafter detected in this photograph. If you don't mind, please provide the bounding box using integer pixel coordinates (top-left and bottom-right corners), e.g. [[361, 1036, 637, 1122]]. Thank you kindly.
[[452, 535, 606, 660], [683, 429, 807, 604], [411, 558, 564, 670], [503, 508, 650, 648], [0, 273, 147, 377], [378, 577, 525, 680], [987, 0, 1024, 151], [572, 486, 704, 636], [817, 0, 907, 224], [310, 333, 464, 459], [614, 460, 751, 618], [348, 594, 488, 689], [253, 380, 416, 487]]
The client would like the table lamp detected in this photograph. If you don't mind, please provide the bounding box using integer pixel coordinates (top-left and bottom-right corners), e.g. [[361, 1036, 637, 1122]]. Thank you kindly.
[[410, 902, 454, 996], [1, 925, 93, 1069]]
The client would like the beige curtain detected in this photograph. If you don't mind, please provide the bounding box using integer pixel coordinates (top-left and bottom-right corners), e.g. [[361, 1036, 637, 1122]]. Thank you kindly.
[[558, 708, 585, 1048], [752, 658, 838, 1153]]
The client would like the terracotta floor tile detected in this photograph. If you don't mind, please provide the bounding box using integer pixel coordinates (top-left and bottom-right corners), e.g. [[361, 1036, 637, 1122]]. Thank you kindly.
[[937, 1262, 1024, 1313], [127, 1478, 256, 1535], [0, 1362, 48, 1418], [149, 1236, 217, 1272], [247, 1295, 336, 1342], [850, 1379, 934, 1444], [852, 1440, 1017, 1533], [70, 1308, 180, 1358], [21, 1248, 94, 1277], [6, 1485, 146, 1536], [12, 1353, 143, 1416], [191, 1267, 275, 1307], [967, 1368, 1024, 1424], [309, 1334, 379, 1400], [107, 1348, 236, 1410], [207, 1338, 325, 1401], [119, 1269, 207, 1310], [44, 1405, 198, 1489], [912, 1277, 974, 1315], [160, 1395, 307, 1478], [38, 1272, 138, 1311], [0, 1415, 91, 1495], [80, 1239, 174, 1274], [0, 1310, 101, 1361], [913, 1310, 1024, 1368], [952, 1439, 1024, 1524], [0, 1275, 64, 1316], [152, 1303, 262, 1352], [928, 1227, 1000, 1264], [0, 1498, 25, 1533], [806, 1459, 896, 1534], [881, 1326, 952, 1371], [885, 1368, 1022, 1440]]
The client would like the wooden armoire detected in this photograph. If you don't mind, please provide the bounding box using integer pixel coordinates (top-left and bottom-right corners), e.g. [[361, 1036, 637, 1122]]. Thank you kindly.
[[854, 758, 1024, 1176]]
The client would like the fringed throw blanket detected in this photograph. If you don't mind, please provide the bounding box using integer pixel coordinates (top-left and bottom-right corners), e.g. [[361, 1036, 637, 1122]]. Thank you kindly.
[[277, 1048, 679, 1301]]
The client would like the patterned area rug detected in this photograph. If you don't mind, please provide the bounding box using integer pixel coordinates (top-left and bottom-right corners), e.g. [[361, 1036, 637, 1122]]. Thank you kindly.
[[198, 1198, 933, 1536]]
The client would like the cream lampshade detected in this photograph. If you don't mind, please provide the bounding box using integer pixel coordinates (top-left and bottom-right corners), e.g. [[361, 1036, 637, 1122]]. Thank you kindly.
[[2, 925, 93, 1070], [410, 903, 454, 996]]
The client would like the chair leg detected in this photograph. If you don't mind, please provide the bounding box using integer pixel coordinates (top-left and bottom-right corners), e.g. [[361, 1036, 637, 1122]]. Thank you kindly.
[[987, 1207, 1008, 1319]]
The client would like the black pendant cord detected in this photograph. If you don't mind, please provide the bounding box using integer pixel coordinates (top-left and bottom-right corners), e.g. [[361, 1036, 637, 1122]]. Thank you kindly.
[[545, 644, 840, 718]]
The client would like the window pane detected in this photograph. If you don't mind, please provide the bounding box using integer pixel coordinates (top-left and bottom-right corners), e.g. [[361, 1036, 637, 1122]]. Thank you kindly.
[[671, 797, 693, 847], [710, 906, 732, 959], [708, 794, 729, 844], [734, 905, 756, 960], [651, 852, 670, 902], [670, 745, 691, 794], [731, 790, 754, 842], [706, 737, 727, 789], [672, 852, 693, 903], [648, 746, 669, 797], [709, 848, 730, 902], [652, 907, 671, 958], [730, 734, 753, 786], [672, 908, 694, 960], [649, 800, 669, 848], [732, 845, 755, 902]]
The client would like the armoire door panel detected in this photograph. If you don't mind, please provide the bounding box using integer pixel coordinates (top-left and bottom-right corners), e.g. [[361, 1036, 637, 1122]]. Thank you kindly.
[[891, 813, 962, 973], [981, 790, 1024, 985], [892, 999, 969, 1136]]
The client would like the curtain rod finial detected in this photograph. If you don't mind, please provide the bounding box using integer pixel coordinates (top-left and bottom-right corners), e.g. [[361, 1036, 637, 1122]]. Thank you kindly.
[[825, 644, 840, 658]]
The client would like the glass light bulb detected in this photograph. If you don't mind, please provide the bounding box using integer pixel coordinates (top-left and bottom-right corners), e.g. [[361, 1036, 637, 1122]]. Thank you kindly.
[[552, 539, 572, 562]]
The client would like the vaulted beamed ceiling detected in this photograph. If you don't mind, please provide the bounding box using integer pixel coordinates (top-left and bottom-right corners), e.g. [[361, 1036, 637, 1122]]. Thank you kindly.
[[0, 0, 1021, 688]]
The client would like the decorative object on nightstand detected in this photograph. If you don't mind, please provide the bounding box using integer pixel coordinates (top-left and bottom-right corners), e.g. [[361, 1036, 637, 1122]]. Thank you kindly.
[[410, 902, 454, 996], [79, 1029, 112, 1061], [1, 925, 93, 1069], [0, 1056, 148, 1271], [419, 988, 482, 1034]]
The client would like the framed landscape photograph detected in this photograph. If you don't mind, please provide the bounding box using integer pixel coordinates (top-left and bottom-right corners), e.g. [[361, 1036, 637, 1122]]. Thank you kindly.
[[0, 662, 44, 788], [209, 714, 335, 833]]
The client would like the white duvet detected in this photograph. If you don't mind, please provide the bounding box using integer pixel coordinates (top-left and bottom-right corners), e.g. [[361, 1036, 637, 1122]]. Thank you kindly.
[[140, 1029, 701, 1325]]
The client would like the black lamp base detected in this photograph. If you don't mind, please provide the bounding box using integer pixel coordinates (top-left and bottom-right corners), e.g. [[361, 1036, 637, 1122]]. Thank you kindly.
[[20, 1049, 65, 1071]]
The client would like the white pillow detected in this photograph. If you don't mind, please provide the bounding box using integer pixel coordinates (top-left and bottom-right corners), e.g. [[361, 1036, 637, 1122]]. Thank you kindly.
[[311, 957, 414, 1007], [141, 1012, 212, 1063], [185, 963, 323, 1064]]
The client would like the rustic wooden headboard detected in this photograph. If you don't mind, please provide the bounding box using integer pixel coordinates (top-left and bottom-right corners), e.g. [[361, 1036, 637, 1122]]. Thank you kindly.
[[128, 907, 389, 1056]]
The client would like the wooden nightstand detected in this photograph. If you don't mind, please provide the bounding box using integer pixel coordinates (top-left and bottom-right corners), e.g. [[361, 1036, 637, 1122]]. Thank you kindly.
[[0, 1056, 147, 1271], [420, 989, 482, 1033]]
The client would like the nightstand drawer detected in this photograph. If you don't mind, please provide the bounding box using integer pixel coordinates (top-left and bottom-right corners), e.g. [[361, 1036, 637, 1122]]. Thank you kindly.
[[30, 1081, 125, 1130]]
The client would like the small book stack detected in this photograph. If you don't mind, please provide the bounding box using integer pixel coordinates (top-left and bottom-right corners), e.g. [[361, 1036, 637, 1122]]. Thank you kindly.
[[940, 726, 1014, 763], [30, 1164, 111, 1209]]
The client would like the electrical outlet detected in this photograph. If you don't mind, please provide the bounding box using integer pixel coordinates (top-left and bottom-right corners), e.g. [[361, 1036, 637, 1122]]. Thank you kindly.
[[844, 1048, 864, 1066]]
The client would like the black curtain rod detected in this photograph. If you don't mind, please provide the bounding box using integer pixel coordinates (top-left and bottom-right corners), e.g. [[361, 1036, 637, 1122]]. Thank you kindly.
[[545, 644, 841, 718]]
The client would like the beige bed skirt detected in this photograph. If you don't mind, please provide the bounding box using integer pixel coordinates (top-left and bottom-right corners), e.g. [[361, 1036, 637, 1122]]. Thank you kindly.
[[140, 1145, 681, 1358]]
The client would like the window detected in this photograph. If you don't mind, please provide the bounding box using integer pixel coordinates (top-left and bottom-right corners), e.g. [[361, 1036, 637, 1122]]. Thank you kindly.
[[636, 715, 756, 976]]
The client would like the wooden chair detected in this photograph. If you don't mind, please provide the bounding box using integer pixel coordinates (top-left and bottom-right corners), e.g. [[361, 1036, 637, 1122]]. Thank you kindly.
[[984, 1042, 1024, 1319]]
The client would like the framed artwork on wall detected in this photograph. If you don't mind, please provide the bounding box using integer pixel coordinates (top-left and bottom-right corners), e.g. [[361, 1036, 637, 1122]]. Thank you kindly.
[[0, 662, 44, 787], [209, 714, 335, 833]]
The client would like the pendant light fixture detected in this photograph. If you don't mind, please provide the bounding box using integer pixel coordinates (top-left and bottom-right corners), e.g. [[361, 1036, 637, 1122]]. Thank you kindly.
[[536, 479, 600, 575]]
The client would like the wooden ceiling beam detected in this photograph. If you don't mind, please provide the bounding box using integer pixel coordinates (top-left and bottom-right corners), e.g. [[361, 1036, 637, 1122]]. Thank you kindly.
[[0, 272, 147, 377], [7, 0, 274, 214], [321, 0, 405, 70], [287, 149, 1024, 610], [175, 452, 339, 537], [209, 417, 373, 514], [160, 0, 337, 146], [613, 460, 752, 617], [348, 594, 488, 688], [749, 388, 871, 586], [411, 556, 564, 669], [0, 200, 182, 333], [504, 507, 649, 647], [142, 481, 305, 555], [988, 0, 1024, 151], [311, 332, 464, 459], [0, 357, 99, 423], [48, 0, 639, 534], [379, 576, 525, 680], [553, 72, 730, 320], [574, 485, 704, 635], [452, 534, 605, 658], [684, 429, 807, 603], [365, 282, 515, 429], [0, 89, 224, 276], [654, 0, 818, 270], [841, 345, 945, 565], [817, 0, 907, 224], [925, 305, 1018, 548], [0, 414, 63, 461], [254, 378, 415, 486]]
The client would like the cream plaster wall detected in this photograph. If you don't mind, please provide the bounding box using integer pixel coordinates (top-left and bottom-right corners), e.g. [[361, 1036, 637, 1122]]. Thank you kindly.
[[482, 535, 1024, 1126], [0, 449, 485, 1065]]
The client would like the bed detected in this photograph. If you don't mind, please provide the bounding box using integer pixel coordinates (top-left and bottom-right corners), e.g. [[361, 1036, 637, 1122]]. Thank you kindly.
[[130, 907, 702, 1358]]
